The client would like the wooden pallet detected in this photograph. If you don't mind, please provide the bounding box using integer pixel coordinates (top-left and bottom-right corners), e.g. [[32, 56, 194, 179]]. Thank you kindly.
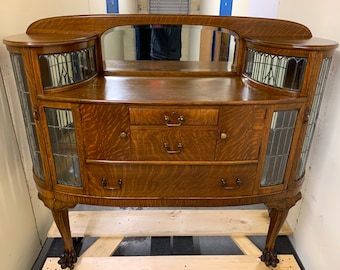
[[43, 210, 300, 270]]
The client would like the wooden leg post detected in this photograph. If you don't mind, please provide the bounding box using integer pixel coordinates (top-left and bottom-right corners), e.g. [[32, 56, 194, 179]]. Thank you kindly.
[[261, 192, 302, 267], [52, 208, 77, 269], [38, 193, 77, 269], [260, 207, 288, 267]]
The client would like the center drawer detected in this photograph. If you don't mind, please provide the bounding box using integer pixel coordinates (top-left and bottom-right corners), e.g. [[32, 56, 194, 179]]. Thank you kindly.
[[86, 163, 256, 198], [129, 107, 219, 126], [130, 126, 217, 161]]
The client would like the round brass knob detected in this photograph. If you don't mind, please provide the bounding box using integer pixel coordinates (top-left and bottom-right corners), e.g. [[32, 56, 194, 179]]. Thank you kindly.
[[120, 131, 127, 139], [220, 132, 228, 140]]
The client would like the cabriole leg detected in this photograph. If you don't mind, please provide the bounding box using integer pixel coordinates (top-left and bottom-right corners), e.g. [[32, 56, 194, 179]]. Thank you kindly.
[[261, 193, 301, 267], [260, 207, 288, 267], [38, 193, 77, 269], [51, 208, 77, 269]]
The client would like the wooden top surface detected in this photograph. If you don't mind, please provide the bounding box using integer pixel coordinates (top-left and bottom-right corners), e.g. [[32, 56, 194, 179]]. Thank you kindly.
[[3, 14, 319, 48], [41, 75, 301, 105], [246, 37, 338, 51], [3, 15, 337, 51], [3, 33, 96, 47], [25, 14, 312, 38]]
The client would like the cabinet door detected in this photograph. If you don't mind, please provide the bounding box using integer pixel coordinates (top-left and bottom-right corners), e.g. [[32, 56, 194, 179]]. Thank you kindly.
[[216, 105, 266, 161], [80, 104, 130, 160]]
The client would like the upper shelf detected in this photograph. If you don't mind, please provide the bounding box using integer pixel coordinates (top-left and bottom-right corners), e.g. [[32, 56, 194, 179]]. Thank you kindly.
[[39, 75, 300, 105]]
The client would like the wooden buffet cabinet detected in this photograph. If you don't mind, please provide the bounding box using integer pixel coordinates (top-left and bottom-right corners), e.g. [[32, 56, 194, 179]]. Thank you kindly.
[[3, 15, 337, 269]]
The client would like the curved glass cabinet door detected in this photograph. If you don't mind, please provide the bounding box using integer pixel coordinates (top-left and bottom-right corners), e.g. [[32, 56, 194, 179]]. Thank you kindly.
[[45, 108, 82, 187], [10, 53, 45, 180]]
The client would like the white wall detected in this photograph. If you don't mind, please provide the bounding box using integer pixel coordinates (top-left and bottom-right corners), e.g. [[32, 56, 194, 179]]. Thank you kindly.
[[118, 0, 138, 14], [0, 1, 106, 269], [248, 0, 279, 18], [0, 68, 41, 270], [277, 1, 340, 269], [200, 0, 220, 15]]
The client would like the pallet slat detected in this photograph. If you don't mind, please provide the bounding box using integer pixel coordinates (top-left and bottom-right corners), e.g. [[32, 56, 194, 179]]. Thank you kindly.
[[43, 255, 300, 270], [48, 210, 292, 238], [80, 236, 124, 257], [231, 235, 262, 255]]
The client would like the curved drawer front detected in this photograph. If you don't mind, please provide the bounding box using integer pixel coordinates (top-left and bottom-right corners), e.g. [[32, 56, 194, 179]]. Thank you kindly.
[[129, 107, 219, 126], [86, 163, 256, 198], [130, 126, 217, 161]]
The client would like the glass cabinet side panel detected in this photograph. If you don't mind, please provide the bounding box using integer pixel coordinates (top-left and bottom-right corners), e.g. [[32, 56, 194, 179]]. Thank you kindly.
[[244, 48, 307, 91], [45, 108, 82, 187], [10, 53, 45, 181], [38, 46, 97, 90], [261, 110, 298, 186], [295, 57, 332, 180]]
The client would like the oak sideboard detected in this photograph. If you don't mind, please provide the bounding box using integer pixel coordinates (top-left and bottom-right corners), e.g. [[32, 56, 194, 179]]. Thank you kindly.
[[3, 14, 338, 269]]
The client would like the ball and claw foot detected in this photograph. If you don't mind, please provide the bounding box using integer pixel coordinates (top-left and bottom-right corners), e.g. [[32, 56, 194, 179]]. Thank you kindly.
[[58, 250, 77, 269], [260, 249, 280, 267]]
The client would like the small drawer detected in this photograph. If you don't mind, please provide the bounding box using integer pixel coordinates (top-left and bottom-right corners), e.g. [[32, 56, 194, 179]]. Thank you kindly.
[[129, 107, 218, 126], [130, 126, 217, 161], [86, 163, 256, 198]]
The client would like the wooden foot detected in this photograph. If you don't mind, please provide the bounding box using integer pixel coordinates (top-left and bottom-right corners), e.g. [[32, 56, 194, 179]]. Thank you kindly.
[[260, 248, 280, 267], [58, 249, 77, 269]]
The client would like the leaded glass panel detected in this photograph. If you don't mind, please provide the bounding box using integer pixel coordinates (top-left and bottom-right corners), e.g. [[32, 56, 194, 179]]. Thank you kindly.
[[10, 53, 45, 180], [261, 110, 298, 186], [295, 57, 333, 179], [45, 108, 82, 187], [244, 48, 307, 91], [39, 46, 96, 89]]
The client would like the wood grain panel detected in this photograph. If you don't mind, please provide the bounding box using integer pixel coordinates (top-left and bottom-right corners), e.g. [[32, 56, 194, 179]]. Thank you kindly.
[[216, 106, 266, 161], [44, 255, 301, 270], [86, 163, 256, 197], [47, 210, 292, 238], [129, 107, 218, 126], [130, 126, 217, 161], [80, 104, 130, 160], [26, 15, 312, 39]]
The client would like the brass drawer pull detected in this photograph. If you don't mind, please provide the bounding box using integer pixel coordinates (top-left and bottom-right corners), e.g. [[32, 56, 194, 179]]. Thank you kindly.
[[101, 178, 123, 190], [221, 178, 242, 190], [163, 142, 183, 154], [164, 115, 184, 126]]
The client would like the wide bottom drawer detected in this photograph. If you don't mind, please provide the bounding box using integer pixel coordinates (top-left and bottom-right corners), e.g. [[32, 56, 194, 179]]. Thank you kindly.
[[86, 164, 257, 198]]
